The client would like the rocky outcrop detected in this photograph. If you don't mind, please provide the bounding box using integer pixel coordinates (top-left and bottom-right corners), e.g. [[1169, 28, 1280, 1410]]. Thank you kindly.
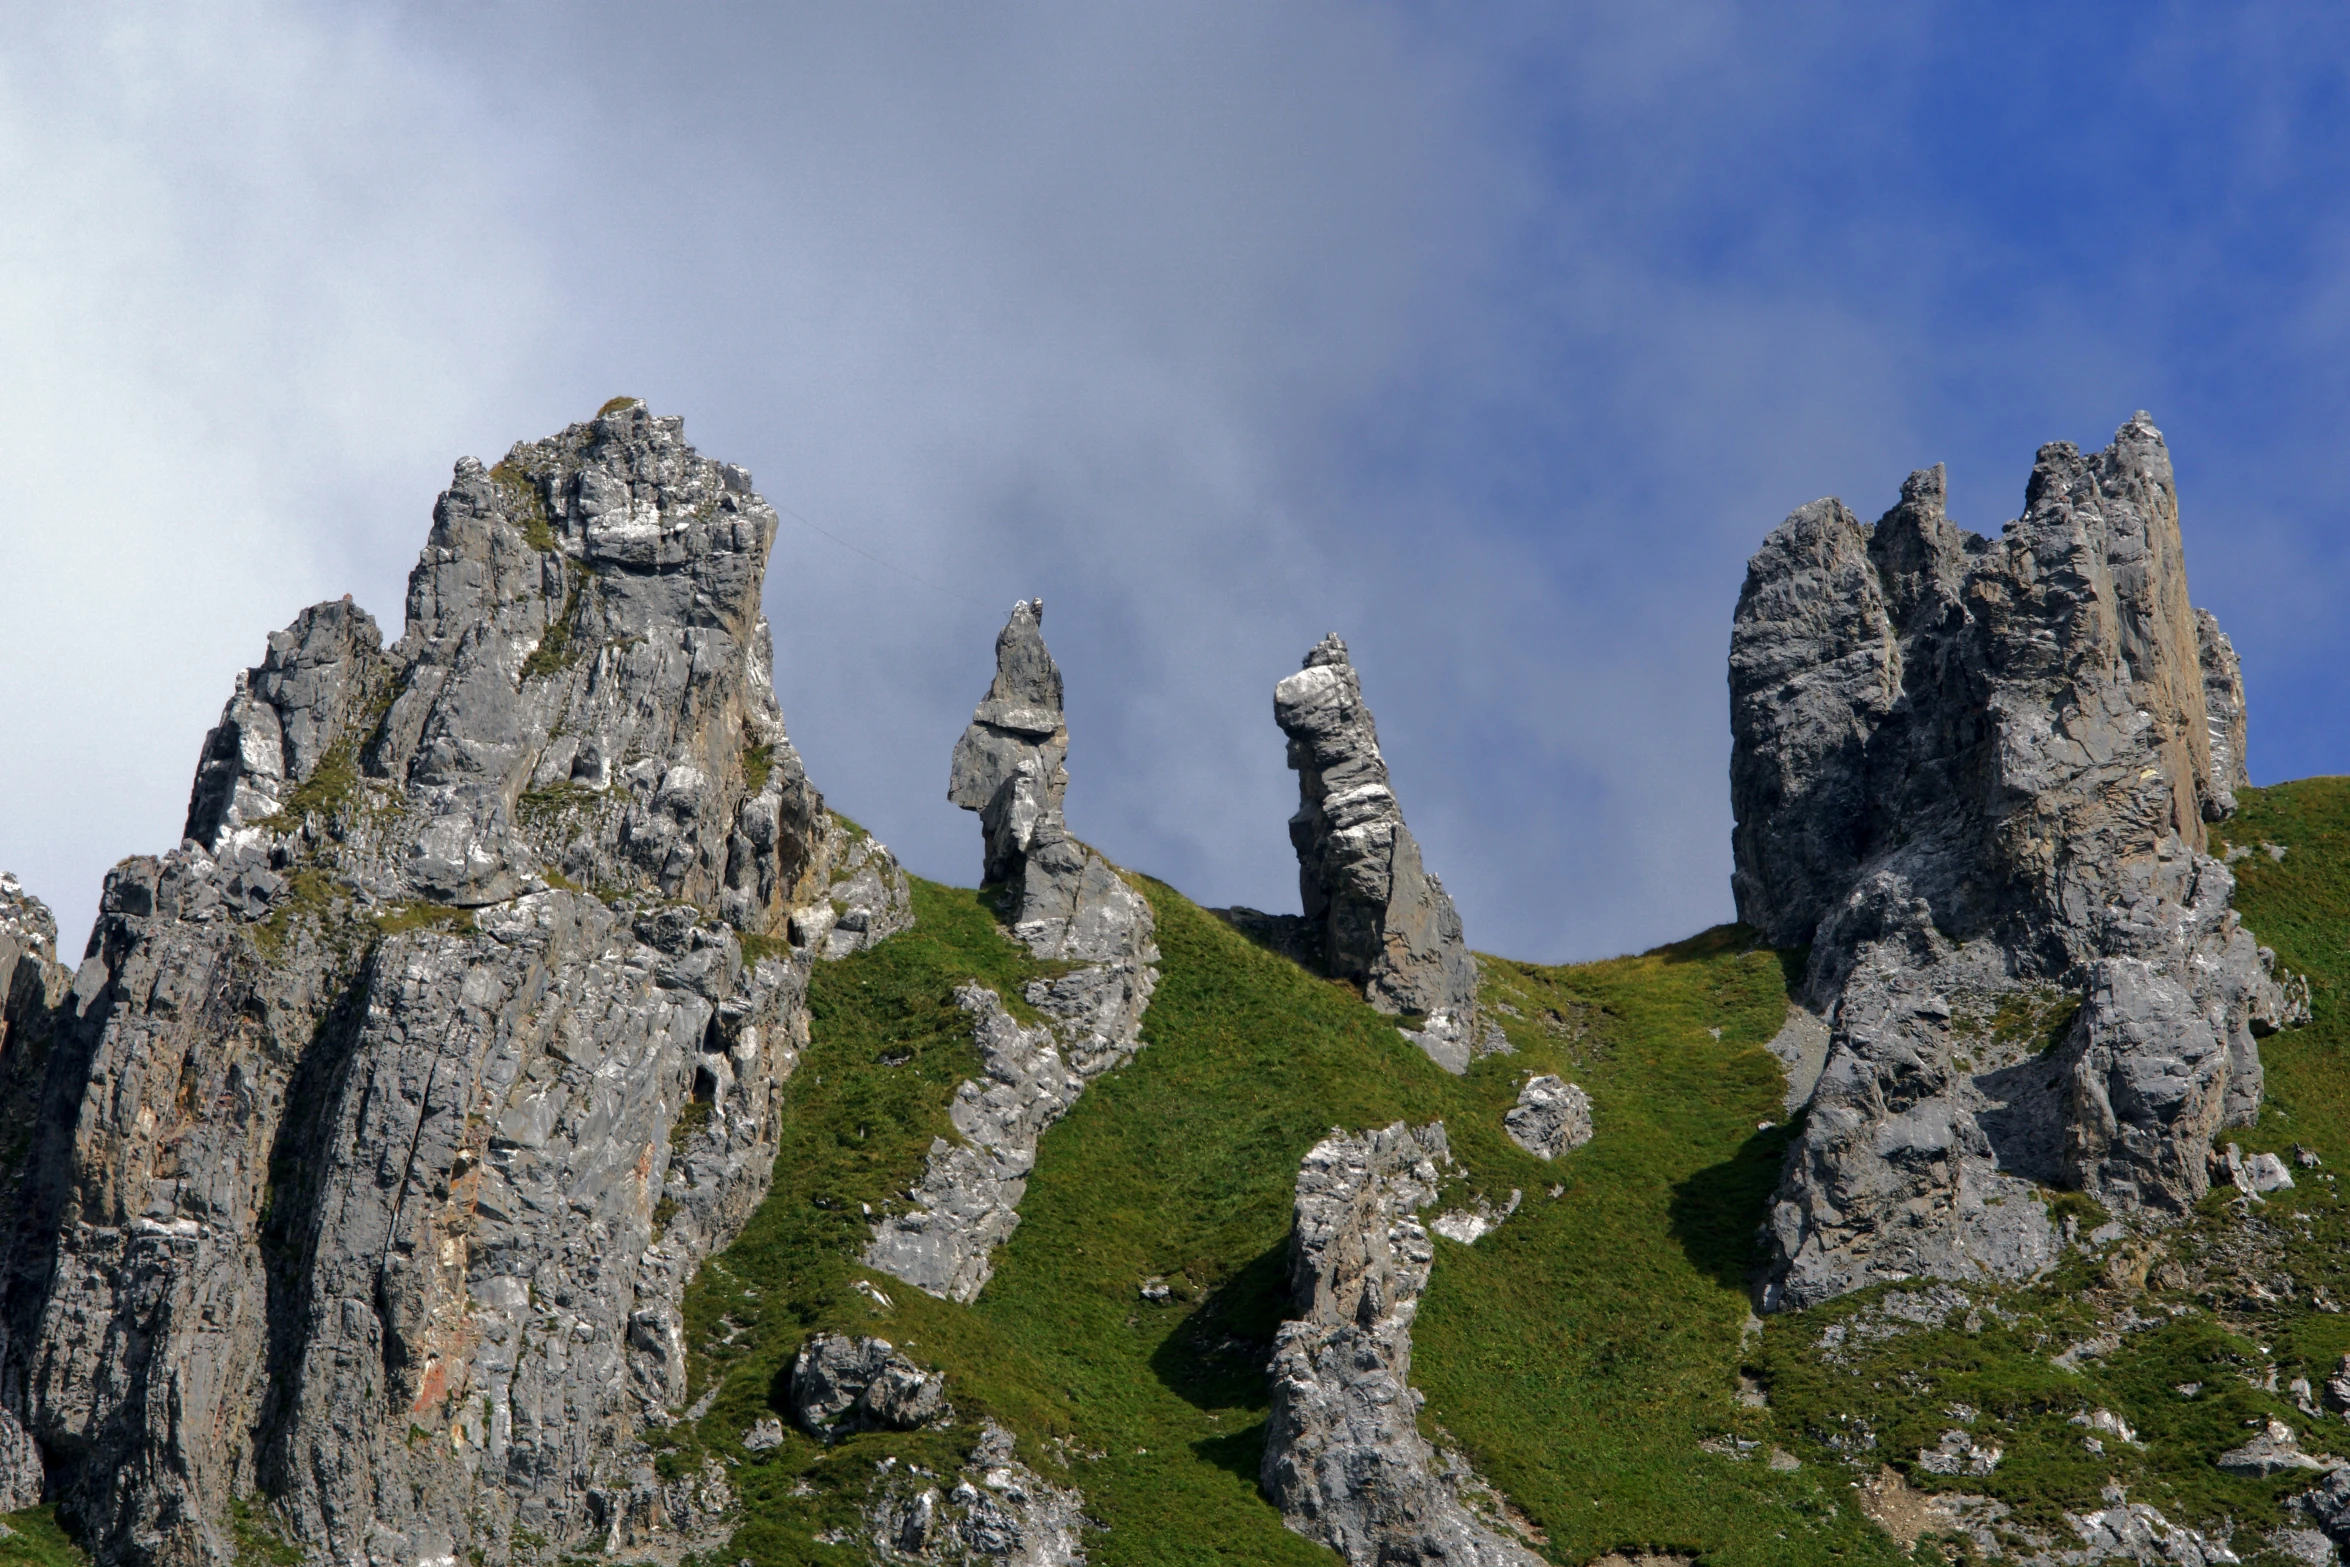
[[1730, 415, 2300, 1310], [866, 607, 1158, 1303], [788, 1333, 949, 1441], [1261, 1122, 1542, 1567], [0, 402, 912, 1566], [1274, 635, 1482, 1072], [1503, 1074, 1592, 1160], [863, 1419, 1087, 1566]]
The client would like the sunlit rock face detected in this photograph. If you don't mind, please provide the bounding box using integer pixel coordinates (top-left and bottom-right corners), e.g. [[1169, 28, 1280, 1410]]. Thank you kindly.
[[1730, 414, 2299, 1311], [0, 403, 910, 1566]]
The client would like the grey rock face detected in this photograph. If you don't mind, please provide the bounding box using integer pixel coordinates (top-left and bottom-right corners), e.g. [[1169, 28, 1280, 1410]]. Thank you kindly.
[[868, 611, 1159, 1304], [788, 1333, 948, 1441], [0, 873, 67, 1514], [864, 963, 1156, 1304], [1731, 418, 2300, 1310], [864, 1419, 1087, 1566], [1274, 635, 1479, 1070], [1502, 1074, 1592, 1160], [2292, 1466, 2350, 1552], [0, 403, 914, 1566], [1261, 1123, 1543, 1567]]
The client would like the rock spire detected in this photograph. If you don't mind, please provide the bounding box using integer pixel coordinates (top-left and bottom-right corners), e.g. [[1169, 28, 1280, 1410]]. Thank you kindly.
[[948, 599, 1148, 963], [1274, 634, 1482, 1071], [863, 601, 1159, 1303], [1730, 414, 2300, 1310], [0, 402, 911, 1566]]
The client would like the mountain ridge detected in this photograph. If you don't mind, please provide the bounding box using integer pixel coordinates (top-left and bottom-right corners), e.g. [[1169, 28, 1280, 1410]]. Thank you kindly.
[[0, 404, 2343, 1567]]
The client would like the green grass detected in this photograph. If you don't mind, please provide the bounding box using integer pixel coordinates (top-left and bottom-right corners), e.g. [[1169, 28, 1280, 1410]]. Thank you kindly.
[[519, 576, 586, 683], [674, 875, 1905, 1564], [743, 744, 775, 795], [0, 1510, 85, 1567]]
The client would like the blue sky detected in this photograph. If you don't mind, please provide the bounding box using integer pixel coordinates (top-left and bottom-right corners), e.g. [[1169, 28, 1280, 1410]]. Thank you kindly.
[[2, 5, 2346, 962]]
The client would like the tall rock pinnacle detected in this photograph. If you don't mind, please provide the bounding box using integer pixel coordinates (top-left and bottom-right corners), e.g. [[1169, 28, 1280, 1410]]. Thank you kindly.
[[866, 601, 1159, 1303], [947, 599, 1148, 964], [1275, 634, 1481, 1072], [1730, 414, 2301, 1310]]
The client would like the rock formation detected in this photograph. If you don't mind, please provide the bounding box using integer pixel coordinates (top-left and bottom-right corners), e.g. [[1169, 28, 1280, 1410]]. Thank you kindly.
[[1274, 634, 1483, 1072], [1729, 413, 2300, 1310], [947, 600, 1146, 964], [862, 1418, 1088, 1566], [0, 874, 67, 1515], [787, 1333, 949, 1441], [0, 402, 911, 1566], [865, 605, 1158, 1303], [2197, 607, 2250, 816], [1503, 1074, 1592, 1160], [1261, 1122, 1542, 1567]]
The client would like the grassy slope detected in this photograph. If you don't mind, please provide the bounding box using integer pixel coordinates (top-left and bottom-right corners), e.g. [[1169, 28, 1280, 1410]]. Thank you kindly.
[[1744, 779, 2350, 1563], [24, 782, 2350, 1565], [678, 879, 1898, 1566]]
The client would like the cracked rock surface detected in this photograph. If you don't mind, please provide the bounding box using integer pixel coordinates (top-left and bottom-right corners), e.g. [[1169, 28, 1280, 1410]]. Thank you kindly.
[[862, 1419, 1087, 1566], [865, 605, 1158, 1304], [1730, 415, 2301, 1310], [1274, 634, 1482, 1071], [0, 402, 910, 1567], [1503, 1074, 1592, 1160], [1261, 1122, 1543, 1567], [788, 1333, 949, 1442]]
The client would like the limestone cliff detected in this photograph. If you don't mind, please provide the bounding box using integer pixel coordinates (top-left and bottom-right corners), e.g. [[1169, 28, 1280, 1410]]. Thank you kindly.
[[0, 403, 909, 1566], [1730, 414, 2300, 1310]]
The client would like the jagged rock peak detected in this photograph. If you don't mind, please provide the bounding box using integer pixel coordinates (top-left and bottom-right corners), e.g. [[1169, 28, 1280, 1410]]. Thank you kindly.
[[1730, 413, 2300, 1311], [1274, 634, 1480, 1070], [949, 598, 1071, 890], [0, 872, 57, 969], [1262, 1122, 1543, 1566], [0, 402, 913, 1567]]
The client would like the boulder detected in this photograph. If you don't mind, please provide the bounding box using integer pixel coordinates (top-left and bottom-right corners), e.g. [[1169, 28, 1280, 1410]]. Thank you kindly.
[[2219, 1419, 2334, 1477], [788, 1333, 949, 1441], [1503, 1074, 1592, 1159], [1274, 634, 1480, 1070], [1730, 417, 2301, 1310]]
